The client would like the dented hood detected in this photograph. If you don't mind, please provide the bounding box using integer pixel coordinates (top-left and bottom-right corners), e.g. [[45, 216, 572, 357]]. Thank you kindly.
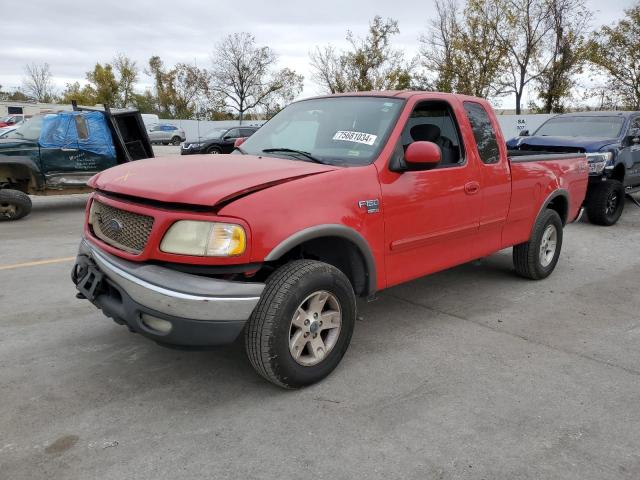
[[89, 154, 337, 207]]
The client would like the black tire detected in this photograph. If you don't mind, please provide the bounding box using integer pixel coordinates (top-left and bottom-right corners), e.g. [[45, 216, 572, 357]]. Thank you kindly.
[[206, 146, 222, 155], [586, 179, 625, 226], [245, 260, 356, 389], [513, 209, 563, 280], [171, 136, 182, 146], [0, 189, 32, 221]]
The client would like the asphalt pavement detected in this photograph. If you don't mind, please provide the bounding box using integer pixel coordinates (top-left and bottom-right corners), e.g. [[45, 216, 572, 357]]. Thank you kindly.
[[1, 179, 639, 479]]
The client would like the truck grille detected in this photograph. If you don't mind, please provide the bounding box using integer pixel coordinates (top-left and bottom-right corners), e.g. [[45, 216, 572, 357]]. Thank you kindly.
[[91, 200, 154, 254]]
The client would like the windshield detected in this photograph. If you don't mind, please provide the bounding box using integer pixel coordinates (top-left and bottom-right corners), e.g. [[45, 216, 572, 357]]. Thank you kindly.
[[239, 96, 404, 166], [5, 115, 45, 141], [205, 128, 228, 139], [534, 116, 625, 138]]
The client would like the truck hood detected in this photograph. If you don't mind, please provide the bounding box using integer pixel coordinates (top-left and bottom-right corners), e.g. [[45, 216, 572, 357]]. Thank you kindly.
[[90, 154, 338, 207], [508, 135, 619, 153], [0, 138, 38, 150]]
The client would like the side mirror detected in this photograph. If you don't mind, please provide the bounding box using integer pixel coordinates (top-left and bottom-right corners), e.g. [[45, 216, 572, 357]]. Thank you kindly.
[[234, 137, 247, 148], [519, 129, 530, 137], [405, 141, 441, 168]]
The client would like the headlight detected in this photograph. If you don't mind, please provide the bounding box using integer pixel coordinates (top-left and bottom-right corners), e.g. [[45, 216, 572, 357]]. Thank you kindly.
[[160, 221, 246, 257], [586, 152, 613, 174]]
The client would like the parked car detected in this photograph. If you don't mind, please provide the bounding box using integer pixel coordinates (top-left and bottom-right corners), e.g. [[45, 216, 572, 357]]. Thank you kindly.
[[181, 126, 259, 155], [0, 124, 20, 138], [507, 111, 640, 226], [147, 123, 186, 145], [0, 108, 153, 221], [72, 92, 587, 388], [0, 114, 26, 128]]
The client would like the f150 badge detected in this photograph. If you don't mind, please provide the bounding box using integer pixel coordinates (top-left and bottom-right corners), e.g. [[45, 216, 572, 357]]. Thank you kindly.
[[358, 199, 380, 214]]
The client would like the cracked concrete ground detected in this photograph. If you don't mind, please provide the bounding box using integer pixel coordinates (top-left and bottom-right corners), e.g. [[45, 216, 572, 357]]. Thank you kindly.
[[1, 192, 639, 480]]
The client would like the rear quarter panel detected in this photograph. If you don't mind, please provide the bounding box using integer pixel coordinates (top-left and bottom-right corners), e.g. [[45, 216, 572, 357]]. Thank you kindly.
[[502, 155, 588, 248]]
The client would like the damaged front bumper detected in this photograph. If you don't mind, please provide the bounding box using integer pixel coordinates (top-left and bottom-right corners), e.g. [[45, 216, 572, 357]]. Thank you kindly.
[[71, 238, 264, 347]]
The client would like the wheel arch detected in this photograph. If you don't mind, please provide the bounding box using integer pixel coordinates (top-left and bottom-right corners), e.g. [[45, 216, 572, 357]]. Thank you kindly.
[[264, 224, 377, 297], [535, 189, 570, 229], [0, 156, 43, 192]]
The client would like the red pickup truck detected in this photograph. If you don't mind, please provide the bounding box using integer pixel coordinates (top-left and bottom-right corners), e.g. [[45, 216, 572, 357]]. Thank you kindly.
[[72, 92, 588, 388]]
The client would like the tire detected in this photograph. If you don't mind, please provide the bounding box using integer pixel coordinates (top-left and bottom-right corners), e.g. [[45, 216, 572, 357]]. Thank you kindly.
[[245, 260, 356, 389], [206, 146, 222, 155], [171, 136, 182, 146], [586, 179, 625, 226], [513, 209, 563, 280], [0, 189, 32, 221]]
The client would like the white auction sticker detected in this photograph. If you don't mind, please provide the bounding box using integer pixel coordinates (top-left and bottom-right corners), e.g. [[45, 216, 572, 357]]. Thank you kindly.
[[333, 131, 378, 146]]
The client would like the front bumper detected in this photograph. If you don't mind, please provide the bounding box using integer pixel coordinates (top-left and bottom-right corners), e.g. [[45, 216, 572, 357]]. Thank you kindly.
[[72, 239, 264, 347], [180, 145, 204, 155]]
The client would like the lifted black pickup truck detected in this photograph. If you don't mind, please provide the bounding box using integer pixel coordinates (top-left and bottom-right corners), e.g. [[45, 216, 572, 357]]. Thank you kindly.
[[508, 111, 640, 226], [0, 105, 153, 221]]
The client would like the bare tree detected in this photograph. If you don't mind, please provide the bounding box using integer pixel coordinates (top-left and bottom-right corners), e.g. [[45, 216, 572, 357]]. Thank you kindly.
[[474, 0, 556, 113], [309, 45, 348, 94], [210, 33, 303, 123], [420, 0, 509, 98], [22, 62, 56, 103]]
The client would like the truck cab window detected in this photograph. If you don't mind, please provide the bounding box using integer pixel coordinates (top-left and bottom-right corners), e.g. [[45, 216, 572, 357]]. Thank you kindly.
[[464, 102, 499, 164], [75, 115, 89, 140], [401, 101, 463, 167]]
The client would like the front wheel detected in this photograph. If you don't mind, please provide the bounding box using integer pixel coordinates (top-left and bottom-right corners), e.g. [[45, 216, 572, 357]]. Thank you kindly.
[[206, 146, 222, 155], [0, 189, 32, 221], [245, 260, 356, 389], [586, 179, 625, 226], [513, 209, 563, 280]]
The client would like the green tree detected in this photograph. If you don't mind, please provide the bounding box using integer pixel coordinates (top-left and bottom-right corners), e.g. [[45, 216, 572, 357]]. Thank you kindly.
[[59, 81, 96, 106], [310, 16, 416, 93], [534, 0, 592, 113], [113, 54, 138, 107], [211, 33, 304, 123], [588, 4, 640, 109], [86, 63, 119, 106]]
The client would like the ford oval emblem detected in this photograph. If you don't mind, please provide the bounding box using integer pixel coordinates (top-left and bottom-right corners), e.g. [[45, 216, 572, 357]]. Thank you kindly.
[[108, 218, 124, 233]]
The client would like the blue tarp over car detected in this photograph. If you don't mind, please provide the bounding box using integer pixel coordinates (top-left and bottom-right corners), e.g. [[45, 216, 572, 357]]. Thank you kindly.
[[39, 111, 116, 158]]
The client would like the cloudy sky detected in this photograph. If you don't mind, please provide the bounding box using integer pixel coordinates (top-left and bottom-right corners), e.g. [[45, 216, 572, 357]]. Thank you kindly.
[[1, 0, 636, 108]]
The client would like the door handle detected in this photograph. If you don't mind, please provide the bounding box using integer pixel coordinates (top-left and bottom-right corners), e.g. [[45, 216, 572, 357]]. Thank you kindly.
[[464, 182, 480, 195]]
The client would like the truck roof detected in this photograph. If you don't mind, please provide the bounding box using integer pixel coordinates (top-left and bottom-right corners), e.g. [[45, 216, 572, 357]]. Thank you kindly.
[[303, 90, 492, 102], [552, 111, 640, 118]]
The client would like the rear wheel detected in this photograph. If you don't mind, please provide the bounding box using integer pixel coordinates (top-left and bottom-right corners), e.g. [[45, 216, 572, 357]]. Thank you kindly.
[[513, 209, 563, 280], [586, 179, 625, 226], [0, 189, 32, 221], [171, 136, 182, 146], [207, 146, 222, 155], [245, 260, 356, 389]]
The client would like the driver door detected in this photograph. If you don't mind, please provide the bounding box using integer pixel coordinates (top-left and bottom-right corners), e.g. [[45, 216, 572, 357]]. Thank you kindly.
[[221, 128, 241, 153]]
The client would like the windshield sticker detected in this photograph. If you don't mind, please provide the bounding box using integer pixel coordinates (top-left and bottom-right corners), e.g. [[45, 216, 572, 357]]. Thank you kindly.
[[333, 131, 378, 146]]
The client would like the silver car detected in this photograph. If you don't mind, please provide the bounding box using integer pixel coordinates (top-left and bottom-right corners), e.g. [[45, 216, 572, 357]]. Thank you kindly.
[[147, 123, 186, 145]]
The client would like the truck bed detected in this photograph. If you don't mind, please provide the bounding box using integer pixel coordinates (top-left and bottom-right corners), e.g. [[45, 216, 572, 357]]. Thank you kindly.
[[503, 151, 588, 248]]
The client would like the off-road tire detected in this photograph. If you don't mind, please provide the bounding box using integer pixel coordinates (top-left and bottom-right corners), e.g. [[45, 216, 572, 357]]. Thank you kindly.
[[171, 136, 182, 146], [586, 179, 625, 226], [0, 189, 32, 221], [513, 209, 563, 280], [207, 146, 222, 154], [245, 260, 356, 389]]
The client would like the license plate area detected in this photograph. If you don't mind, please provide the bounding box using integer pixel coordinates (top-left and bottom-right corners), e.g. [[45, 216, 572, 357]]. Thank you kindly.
[[76, 264, 104, 301]]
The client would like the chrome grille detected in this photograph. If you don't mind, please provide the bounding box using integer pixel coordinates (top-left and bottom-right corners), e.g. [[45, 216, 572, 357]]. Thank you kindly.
[[91, 200, 154, 254]]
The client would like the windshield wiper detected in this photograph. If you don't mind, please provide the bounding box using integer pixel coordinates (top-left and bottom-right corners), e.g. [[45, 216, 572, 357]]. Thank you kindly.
[[262, 148, 324, 164]]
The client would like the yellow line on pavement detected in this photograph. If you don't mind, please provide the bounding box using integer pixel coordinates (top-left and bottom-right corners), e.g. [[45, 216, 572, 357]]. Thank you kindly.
[[0, 256, 75, 271]]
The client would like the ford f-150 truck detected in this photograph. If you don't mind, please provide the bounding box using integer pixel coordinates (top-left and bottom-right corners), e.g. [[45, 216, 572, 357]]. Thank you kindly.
[[507, 111, 640, 226], [72, 92, 588, 388]]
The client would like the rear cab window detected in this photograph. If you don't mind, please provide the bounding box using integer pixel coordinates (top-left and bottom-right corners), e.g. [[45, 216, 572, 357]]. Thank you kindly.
[[464, 102, 500, 164]]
